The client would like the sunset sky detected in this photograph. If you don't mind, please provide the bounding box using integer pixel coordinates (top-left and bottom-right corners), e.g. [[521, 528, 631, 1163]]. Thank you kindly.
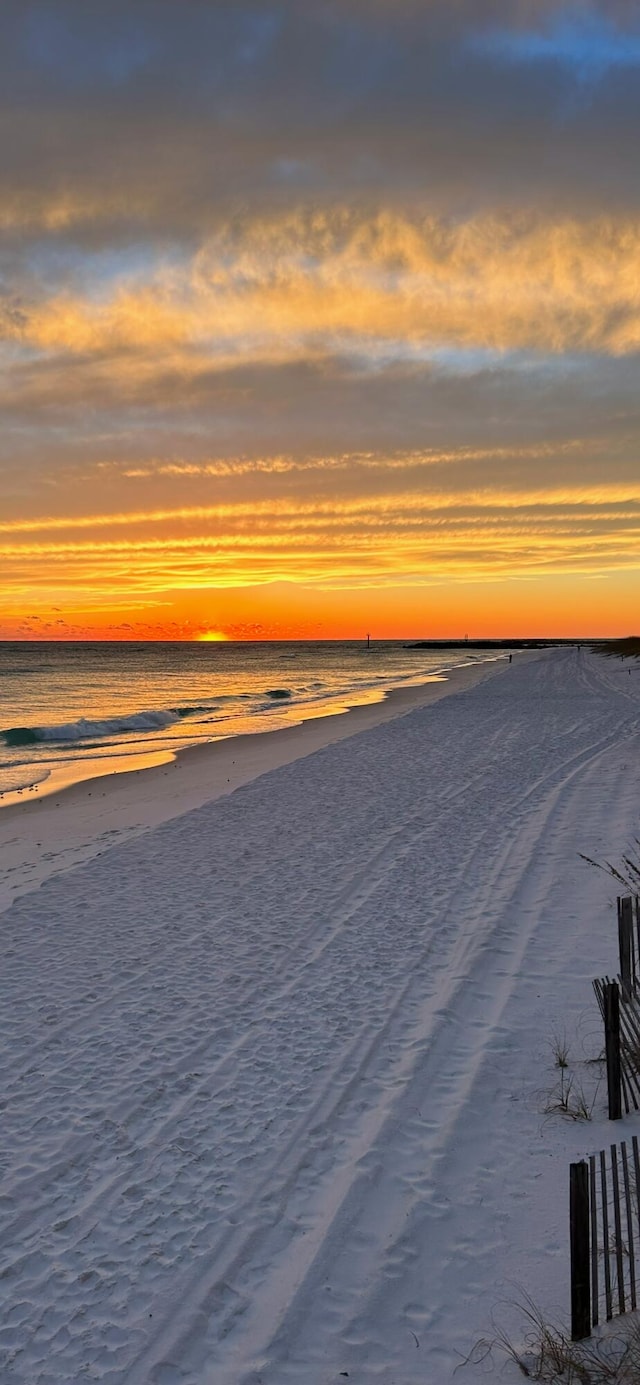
[[2, 0, 640, 640]]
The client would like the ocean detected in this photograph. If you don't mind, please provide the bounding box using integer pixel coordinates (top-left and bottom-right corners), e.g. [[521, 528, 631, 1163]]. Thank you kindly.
[[0, 640, 500, 805]]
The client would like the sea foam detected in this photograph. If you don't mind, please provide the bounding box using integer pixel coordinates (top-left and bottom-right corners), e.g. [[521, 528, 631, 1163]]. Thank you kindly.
[[1, 707, 214, 747]]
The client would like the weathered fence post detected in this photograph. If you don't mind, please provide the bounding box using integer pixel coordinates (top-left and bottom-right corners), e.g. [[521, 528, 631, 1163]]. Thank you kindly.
[[620, 1141, 637, 1310], [605, 981, 623, 1121], [618, 896, 634, 999], [570, 1160, 591, 1340], [635, 897, 640, 984], [611, 1144, 626, 1314], [588, 1155, 599, 1326]]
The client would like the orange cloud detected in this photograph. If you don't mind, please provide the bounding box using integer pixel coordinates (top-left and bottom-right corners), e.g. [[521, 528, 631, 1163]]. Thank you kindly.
[[7, 211, 640, 367]]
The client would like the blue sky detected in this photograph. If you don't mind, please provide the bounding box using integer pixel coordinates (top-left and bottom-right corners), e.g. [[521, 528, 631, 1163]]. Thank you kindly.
[[473, 9, 640, 80]]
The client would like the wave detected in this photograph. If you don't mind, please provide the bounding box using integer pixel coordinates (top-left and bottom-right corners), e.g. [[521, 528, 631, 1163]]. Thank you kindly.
[[1, 705, 217, 747], [264, 688, 292, 700], [175, 704, 219, 717]]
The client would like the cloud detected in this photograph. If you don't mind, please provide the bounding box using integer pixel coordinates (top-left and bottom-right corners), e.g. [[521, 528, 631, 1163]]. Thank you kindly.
[[0, 0, 639, 260], [3, 437, 640, 612], [2, 345, 640, 531], [4, 210, 640, 388]]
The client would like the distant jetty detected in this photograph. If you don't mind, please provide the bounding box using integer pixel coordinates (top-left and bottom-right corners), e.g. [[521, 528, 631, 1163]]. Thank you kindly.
[[403, 638, 583, 650]]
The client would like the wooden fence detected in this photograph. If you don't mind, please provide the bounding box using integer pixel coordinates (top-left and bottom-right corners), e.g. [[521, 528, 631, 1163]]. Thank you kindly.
[[592, 977, 640, 1117], [571, 1139, 640, 1340], [590, 895, 640, 1120], [569, 899, 640, 1339], [618, 894, 640, 997]]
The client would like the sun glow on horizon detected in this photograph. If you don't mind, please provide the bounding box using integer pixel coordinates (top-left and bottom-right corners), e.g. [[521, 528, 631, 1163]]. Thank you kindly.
[[197, 630, 229, 642]]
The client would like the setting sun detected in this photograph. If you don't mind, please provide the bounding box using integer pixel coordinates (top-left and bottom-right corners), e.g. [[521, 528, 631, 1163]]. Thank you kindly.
[[197, 630, 229, 643]]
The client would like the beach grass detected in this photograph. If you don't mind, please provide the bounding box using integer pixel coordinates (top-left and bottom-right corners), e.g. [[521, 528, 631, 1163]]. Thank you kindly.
[[473, 1293, 640, 1382], [579, 846, 640, 895]]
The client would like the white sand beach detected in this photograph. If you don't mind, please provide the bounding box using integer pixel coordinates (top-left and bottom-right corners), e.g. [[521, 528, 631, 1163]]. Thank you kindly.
[[2, 647, 640, 1383]]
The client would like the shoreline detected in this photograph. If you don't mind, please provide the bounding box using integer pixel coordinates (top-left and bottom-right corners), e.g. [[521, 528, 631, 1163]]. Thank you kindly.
[[0, 654, 513, 916], [0, 653, 506, 811]]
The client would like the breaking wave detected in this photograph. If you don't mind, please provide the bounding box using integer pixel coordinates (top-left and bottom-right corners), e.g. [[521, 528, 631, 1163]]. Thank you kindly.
[[2, 705, 216, 748]]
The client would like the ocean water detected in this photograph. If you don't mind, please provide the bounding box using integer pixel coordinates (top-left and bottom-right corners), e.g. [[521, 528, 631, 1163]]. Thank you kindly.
[[0, 640, 499, 804]]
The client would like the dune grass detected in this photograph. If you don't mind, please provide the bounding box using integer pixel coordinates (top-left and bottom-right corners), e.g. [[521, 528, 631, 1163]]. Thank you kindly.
[[471, 1296, 640, 1381], [579, 846, 640, 895]]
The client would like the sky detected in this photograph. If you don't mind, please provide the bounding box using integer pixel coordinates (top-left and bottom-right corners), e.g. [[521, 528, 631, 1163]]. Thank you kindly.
[[2, 0, 640, 641]]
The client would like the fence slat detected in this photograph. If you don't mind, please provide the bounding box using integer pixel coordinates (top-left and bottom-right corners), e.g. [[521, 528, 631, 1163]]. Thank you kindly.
[[589, 1154, 599, 1327], [611, 1144, 626, 1315], [601, 1148, 613, 1320], [635, 897, 640, 987], [570, 1161, 591, 1340], [619, 897, 634, 999], [621, 1142, 636, 1310], [632, 1137, 640, 1249], [605, 982, 623, 1120]]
